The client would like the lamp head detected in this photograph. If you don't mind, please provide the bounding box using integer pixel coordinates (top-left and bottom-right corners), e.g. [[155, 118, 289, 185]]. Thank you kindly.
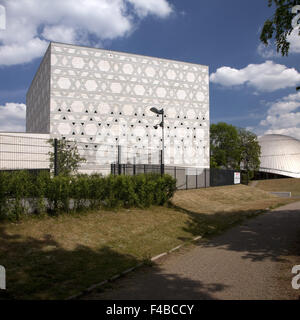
[[150, 107, 163, 115]]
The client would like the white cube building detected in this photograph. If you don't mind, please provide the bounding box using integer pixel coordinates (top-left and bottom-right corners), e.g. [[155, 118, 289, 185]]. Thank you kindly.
[[26, 42, 210, 173]]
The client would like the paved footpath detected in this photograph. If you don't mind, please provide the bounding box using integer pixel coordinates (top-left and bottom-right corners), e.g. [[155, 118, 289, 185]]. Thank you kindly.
[[84, 202, 300, 300]]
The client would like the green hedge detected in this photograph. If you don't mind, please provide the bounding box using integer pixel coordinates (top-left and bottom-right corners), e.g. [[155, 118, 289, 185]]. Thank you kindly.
[[0, 171, 176, 220]]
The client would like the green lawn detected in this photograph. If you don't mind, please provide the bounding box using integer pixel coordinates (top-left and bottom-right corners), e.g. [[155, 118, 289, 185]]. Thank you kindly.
[[0, 184, 294, 300], [253, 178, 300, 196]]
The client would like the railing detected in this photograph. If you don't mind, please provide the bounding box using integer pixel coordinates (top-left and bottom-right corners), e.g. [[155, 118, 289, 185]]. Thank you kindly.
[[111, 164, 240, 190], [0, 135, 241, 188]]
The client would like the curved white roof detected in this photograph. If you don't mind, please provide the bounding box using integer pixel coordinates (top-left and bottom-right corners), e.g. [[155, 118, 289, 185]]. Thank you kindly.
[[258, 134, 300, 178]]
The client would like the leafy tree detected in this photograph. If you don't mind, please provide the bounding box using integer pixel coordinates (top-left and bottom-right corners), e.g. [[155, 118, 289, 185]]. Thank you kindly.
[[238, 128, 261, 184], [210, 122, 241, 169], [48, 139, 86, 176], [210, 123, 261, 183], [260, 0, 300, 56]]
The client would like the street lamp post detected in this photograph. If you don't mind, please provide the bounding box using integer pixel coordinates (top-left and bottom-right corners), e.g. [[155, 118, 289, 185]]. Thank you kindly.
[[150, 107, 164, 175]]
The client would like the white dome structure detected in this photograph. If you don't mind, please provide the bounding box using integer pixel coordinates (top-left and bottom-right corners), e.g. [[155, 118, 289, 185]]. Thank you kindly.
[[258, 134, 300, 178]]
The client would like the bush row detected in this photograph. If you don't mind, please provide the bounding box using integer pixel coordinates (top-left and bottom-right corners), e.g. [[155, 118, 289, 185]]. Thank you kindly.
[[0, 171, 176, 220]]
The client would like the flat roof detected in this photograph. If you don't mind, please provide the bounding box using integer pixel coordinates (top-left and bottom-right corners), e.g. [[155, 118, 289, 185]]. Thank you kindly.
[[50, 41, 209, 69]]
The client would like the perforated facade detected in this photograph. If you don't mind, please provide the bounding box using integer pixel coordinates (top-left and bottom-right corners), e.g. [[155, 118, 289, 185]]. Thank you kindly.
[[26, 42, 210, 173]]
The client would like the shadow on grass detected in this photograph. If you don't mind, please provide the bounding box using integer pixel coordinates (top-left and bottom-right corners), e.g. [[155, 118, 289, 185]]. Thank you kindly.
[[0, 225, 138, 300], [0, 224, 227, 300], [175, 203, 300, 263], [2, 202, 297, 300], [78, 203, 300, 300]]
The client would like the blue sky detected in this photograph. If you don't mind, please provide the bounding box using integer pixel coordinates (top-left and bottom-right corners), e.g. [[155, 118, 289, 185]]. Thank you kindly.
[[1, 0, 300, 138]]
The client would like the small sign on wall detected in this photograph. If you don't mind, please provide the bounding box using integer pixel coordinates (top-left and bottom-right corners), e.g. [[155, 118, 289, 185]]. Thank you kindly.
[[234, 172, 241, 184]]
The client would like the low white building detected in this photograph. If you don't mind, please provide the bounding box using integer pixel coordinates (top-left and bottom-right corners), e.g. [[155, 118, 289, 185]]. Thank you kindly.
[[0, 132, 50, 170], [258, 134, 300, 178]]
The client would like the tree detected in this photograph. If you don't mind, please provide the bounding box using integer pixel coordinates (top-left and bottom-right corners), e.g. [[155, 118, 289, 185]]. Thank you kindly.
[[210, 122, 241, 169], [48, 139, 86, 176], [238, 128, 261, 184], [210, 123, 261, 183], [260, 0, 300, 57]]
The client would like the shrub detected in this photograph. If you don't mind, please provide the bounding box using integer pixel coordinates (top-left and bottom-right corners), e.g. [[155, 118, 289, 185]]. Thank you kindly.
[[46, 175, 72, 213], [114, 175, 139, 208], [88, 174, 105, 209], [133, 174, 153, 207], [70, 175, 90, 211], [158, 174, 177, 203], [102, 175, 122, 208], [8, 171, 31, 220], [0, 171, 10, 220], [31, 171, 51, 215], [0, 171, 176, 219]]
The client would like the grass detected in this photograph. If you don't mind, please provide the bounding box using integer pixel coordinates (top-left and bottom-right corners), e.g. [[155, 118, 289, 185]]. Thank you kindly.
[[171, 184, 292, 213], [0, 184, 295, 300], [253, 178, 300, 196]]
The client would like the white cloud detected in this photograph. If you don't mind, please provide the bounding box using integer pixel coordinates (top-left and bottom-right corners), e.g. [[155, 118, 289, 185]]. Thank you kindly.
[[263, 127, 300, 140], [210, 61, 300, 92], [42, 25, 77, 44], [0, 103, 26, 132], [127, 0, 172, 18], [258, 92, 300, 140], [210, 66, 248, 86], [0, 38, 48, 66], [0, 0, 173, 66], [261, 112, 300, 128], [265, 91, 300, 115]]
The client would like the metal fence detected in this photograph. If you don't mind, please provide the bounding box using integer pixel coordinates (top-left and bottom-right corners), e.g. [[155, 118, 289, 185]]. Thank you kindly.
[[0, 134, 51, 171], [0, 135, 163, 175], [111, 163, 239, 190], [111, 164, 210, 189], [0, 135, 240, 189], [210, 168, 238, 187]]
